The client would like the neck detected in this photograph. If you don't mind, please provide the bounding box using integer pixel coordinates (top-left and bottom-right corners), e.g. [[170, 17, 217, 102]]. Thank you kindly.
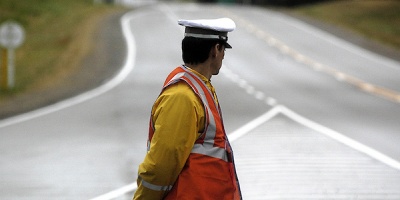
[[185, 63, 212, 80]]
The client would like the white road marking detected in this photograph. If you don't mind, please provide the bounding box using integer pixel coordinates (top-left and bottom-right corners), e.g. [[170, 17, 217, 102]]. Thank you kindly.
[[89, 4, 400, 200], [0, 10, 138, 129], [0, 7, 141, 200], [229, 104, 400, 171], [278, 105, 400, 171], [266, 97, 277, 106], [228, 106, 281, 142], [93, 103, 400, 200], [89, 182, 138, 200], [220, 60, 400, 171], [215, 7, 400, 104]]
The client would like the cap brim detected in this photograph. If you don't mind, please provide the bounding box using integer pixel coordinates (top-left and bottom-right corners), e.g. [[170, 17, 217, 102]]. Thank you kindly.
[[224, 42, 232, 49]]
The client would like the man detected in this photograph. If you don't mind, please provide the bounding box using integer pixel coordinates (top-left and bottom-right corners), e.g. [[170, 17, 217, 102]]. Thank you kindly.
[[133, 18, 242, 200]]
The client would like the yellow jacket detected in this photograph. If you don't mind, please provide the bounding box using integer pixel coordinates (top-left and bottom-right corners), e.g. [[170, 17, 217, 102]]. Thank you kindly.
[[134, 69, 217, 199]]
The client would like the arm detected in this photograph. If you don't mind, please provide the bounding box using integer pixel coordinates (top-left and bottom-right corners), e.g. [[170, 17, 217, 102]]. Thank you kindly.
[[134, 82, 204, 199]]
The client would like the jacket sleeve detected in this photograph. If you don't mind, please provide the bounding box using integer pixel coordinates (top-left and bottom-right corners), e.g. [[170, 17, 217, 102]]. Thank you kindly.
[[133, 82, 205, 199]]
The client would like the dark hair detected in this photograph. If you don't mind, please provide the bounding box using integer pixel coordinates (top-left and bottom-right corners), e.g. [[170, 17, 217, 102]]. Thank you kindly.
[[182, 37, 224, 65]]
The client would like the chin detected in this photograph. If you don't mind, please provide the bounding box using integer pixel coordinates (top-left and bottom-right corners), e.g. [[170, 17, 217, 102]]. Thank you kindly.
[[213, 66, 222, 75]]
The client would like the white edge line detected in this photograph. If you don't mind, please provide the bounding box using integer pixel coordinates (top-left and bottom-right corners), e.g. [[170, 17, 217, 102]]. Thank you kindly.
[[0, 7, 140, 200], [279, 106, 400, 171], [89, 182, 137, 200], [0, 10, 137, 128], [89, 106, 283, 200], [89, 5, 186, 200], [228, 105, 283, 142], [88, 4, 185, 199], [87, 10, 141, 200], [91, 104, 400, 200], [88, 4, 400, 200]]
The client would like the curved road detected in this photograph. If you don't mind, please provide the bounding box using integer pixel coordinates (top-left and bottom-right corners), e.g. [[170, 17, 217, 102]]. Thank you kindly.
[[1, 3, 399, 199]]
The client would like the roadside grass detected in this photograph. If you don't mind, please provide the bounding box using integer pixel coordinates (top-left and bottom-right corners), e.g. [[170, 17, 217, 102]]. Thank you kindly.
[[292, 0, 400, 51], [0, 0, 123, 99], [1, 0, 399, 103]]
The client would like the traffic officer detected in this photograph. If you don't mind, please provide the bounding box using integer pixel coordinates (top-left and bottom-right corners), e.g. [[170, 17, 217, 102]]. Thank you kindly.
[[133, 18, 242, 200]]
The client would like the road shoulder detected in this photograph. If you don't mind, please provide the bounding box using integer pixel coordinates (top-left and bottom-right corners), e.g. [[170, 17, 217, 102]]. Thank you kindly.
[[0, 10, 127, 119], [1, 5, 399, 120], [284, 10, 400, 63]]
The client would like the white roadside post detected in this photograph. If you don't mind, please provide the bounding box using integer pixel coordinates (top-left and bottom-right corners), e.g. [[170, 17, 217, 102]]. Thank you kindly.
[[0, 21, 25, 89]]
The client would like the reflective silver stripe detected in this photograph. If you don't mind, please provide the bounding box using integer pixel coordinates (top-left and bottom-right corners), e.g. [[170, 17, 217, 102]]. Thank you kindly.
[[166, 67, 228, 161], [184, 33, 227, 41], [203, 106, 217, 143], [192, 143, 228, 162], [182, 70, 217, 109], [180, 70, 229, 161], [166, 72, 186, 86], [139, 176, 173, 191], [164, 69, 218, 144], [181, 72, 218, 143]]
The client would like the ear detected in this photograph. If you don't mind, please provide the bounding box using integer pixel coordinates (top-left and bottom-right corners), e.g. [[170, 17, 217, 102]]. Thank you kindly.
[[210, 43, 223, 58], [210, 44, 218, 58], [216, 43, 224, 52]]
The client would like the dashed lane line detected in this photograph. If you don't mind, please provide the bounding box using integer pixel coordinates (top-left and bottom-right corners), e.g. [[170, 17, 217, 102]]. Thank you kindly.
[[89, 4, 400, 200], [215, 7, 400, 104], [89, 61, 400, 199]]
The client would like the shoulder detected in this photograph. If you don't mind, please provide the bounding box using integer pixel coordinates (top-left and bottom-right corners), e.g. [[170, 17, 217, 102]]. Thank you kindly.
[[153, 81, 202, 108], [162, 81, 197, 100], [153, 81, 204, 114]]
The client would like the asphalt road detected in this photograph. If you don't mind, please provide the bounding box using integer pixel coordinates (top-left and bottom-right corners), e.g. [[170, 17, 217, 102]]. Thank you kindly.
[[1, 2, 399, 199]]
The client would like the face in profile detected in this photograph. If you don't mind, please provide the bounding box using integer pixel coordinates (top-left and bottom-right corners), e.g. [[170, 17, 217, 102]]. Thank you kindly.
[[212, 44, 226, 75]]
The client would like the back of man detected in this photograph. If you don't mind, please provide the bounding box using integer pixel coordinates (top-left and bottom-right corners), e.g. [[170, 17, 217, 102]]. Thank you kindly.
[[133, 18, 242, 200]]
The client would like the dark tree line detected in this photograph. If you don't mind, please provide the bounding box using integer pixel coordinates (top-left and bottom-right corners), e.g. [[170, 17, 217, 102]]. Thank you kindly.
[[197, 0, 329, 7]]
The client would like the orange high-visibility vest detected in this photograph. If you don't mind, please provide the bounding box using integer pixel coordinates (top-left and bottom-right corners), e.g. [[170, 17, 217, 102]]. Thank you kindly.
[[148, 65, 242, 199]]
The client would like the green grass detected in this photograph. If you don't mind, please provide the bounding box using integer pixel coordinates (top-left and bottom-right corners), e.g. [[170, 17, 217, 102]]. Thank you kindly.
[[292, 0, 400, 50], [1, 0, 399, 100], [0, 0, 122, 97]]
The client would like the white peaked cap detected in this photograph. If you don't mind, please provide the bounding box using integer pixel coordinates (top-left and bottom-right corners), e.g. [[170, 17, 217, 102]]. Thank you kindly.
[[178, 18, 236, 32], [178, 18, 236, 48]]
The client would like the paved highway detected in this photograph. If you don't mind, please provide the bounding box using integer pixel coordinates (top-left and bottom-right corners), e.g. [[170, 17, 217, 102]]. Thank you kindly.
[[1, 2, 399, 199]]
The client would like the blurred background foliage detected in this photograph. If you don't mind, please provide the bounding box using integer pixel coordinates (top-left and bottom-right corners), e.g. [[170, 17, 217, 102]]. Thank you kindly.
[[175, 0, 400, 50], [0, 0, 120, 96], [185, 0, 327, 6], [0, 0, 399, 99], [293, 0, 400, 51]]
